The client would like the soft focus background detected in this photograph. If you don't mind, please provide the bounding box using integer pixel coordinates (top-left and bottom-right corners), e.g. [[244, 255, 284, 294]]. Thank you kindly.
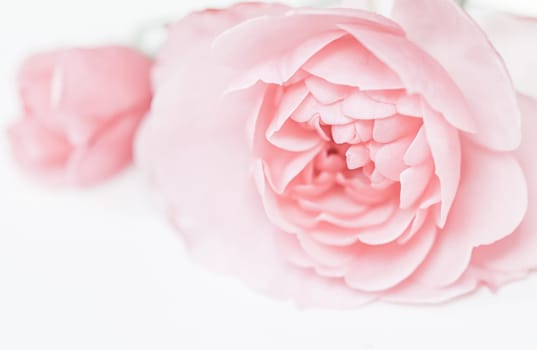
[[1, 1, 536, 349]]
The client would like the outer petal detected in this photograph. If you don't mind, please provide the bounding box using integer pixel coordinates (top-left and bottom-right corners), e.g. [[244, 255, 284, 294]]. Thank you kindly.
[[67, 112, 143, 186], [414, 138, 527, 287], [392, 0, 521, 151], [345, 218, 436, 292], [339, 24, 476, 133], [8, 118, 71, 171], [212, 7, 404, 74], [474, 13, 537, 99], [227, 31, 347, 90], [52, 47, 152, 121], [383, 267, 480, 304], [18, 51, 59, 117], [473, 94, 537, 273]]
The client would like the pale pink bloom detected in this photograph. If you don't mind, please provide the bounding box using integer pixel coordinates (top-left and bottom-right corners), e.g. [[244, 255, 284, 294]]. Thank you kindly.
[[137, 1, 537, 307], [9, 46, 152, 186]]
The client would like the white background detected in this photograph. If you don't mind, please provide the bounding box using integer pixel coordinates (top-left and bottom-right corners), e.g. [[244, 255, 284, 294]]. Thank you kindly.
[[1, 1, 537, 349]]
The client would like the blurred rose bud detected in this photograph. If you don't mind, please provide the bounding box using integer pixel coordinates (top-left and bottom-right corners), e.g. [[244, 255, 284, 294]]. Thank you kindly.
[[8, 46, 152, 186]]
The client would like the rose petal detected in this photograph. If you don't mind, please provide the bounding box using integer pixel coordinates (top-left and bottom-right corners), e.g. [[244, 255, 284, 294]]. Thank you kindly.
[[8, 118, 71, 170], [303, 35, 402, 90], [267, 119, 322, 152], [355, 120, 373, 142], [297, 188, 368, 217], [68, 113, 141, 185], [18, 51, 59, 116], [342, 90, 397, 119], [383, 267, 479, 304], [345, 144, 370, 169], [297, 232, 358, 267], [339, 23, 476, 133], [332, 124, 357, 144], [403, 126, 431, 166], [392, 0, 521, 151], [473, 94, 537, 273], [262, 143, 323, 194], [421, 101, 461, 226], [373, 115, 422, 143], [291, 95, 352, 125], [213, 7, 404, 70], [344, 217, 436, 292], [228, 31, 347, 90], [266, 82, 309, 137], [356, 207, 416, 245], [53, 47, 152, 120], [399, 162, 434, 209], [372, 136, 412, 181], [305, 76, 353, 104], [414, 138, 527, 287], [396, 93, 422, 117]]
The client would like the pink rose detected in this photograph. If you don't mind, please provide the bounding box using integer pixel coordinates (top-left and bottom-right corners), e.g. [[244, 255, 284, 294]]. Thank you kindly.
[[9, 46, 152, 186], [137, 1, 537, 307]]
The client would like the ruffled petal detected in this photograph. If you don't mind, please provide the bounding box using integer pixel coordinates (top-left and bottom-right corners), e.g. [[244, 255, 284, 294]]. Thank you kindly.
[[266, 119, 322, 152], [68, 113, 141, 185], [18, 51, 58, 117], [414, 138, 527, 287], [52, 47, 152, 120], [264, 144, 324, 193], [356, 207, 416, 245], [342, 90, 397, 119], [399, 162, 434, 209], [265, 82, 309, 138], [303, 36, 402, 90], [421, 101, 461, 226], [403, 126, 431, 166], [213, 7, 404, 70], [372, 115, 422, 143], [339, 23, 476, 133], [372, 136, 412, 181], [473, 94, 537, 273], [344, 217, 436, 292], [228, 31, 347, 90], [383, 267, 480, 304], [392, 0, 521, 151], [8, 118, 71, 171], [305, 76, 353, 104]]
